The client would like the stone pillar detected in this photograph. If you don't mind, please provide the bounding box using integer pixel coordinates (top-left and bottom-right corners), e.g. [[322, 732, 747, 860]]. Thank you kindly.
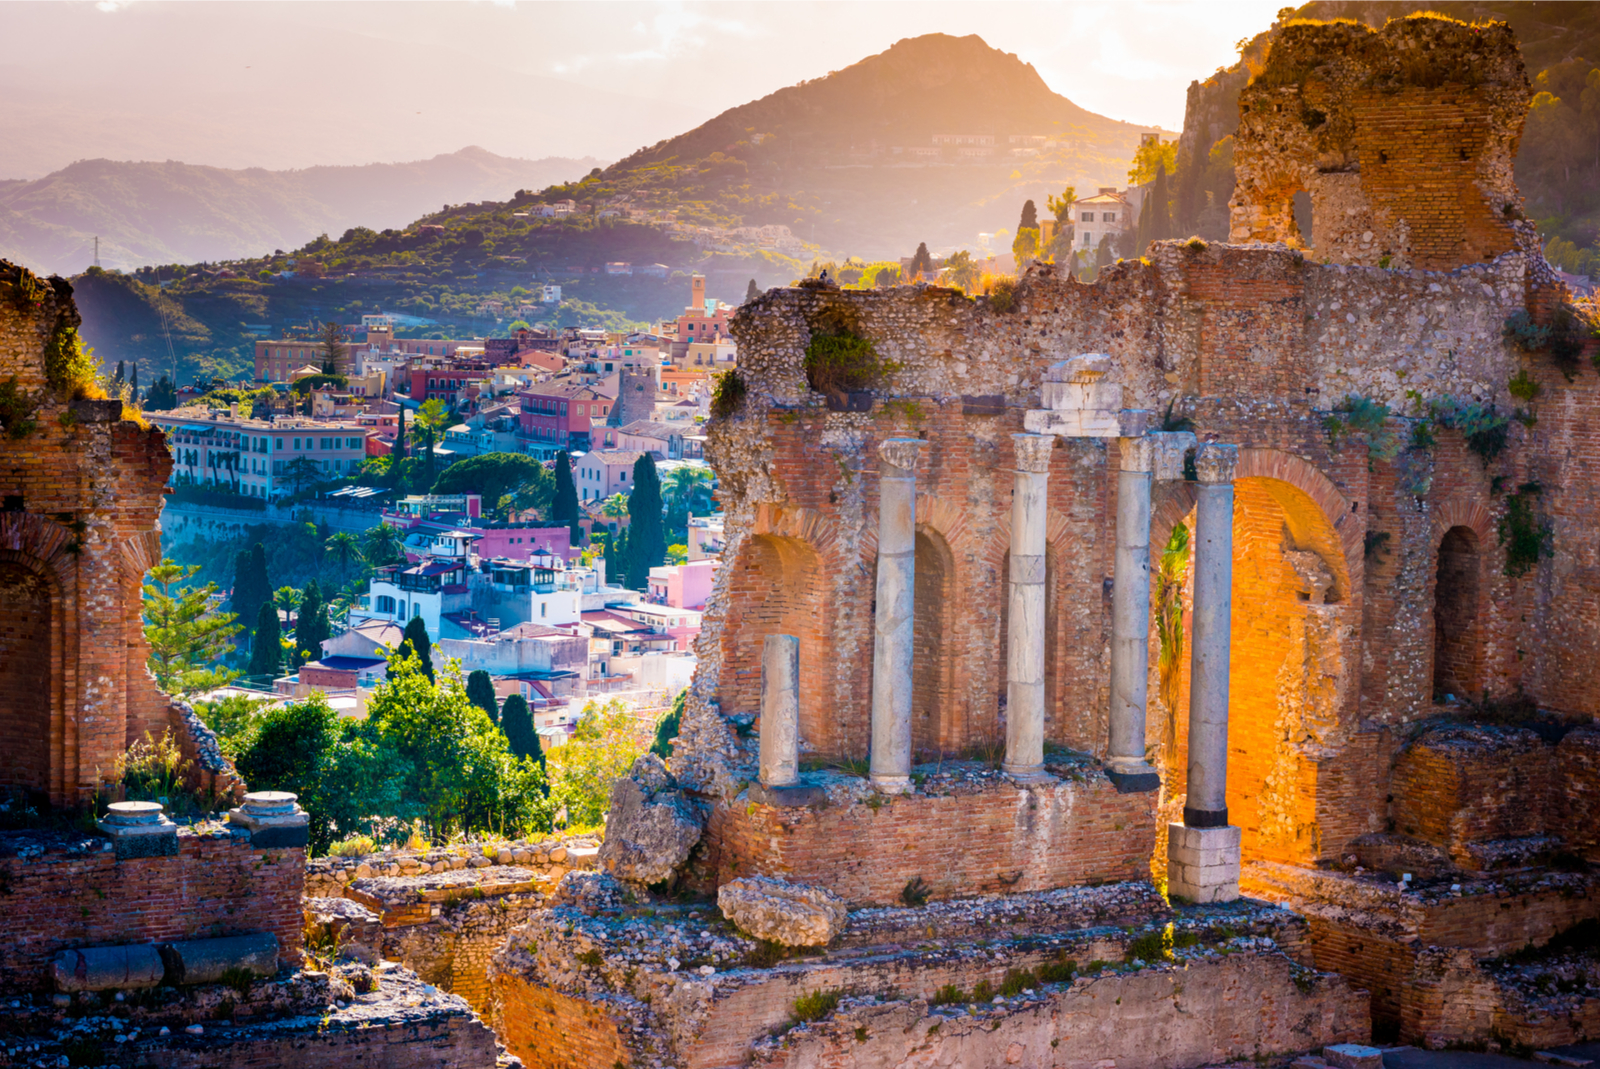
[[1004, 434, 1053, 781], [870, 438, 926, 793], [227, 791, 311, 849], [760, 634, 800, 788], [1106, 435, 1160, 792], [97, 801, 178, 860], [1169, 442, 1241, 904]]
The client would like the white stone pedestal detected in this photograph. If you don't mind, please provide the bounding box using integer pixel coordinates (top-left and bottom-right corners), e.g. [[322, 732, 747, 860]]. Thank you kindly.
[[1167, 823, 1241, 903]]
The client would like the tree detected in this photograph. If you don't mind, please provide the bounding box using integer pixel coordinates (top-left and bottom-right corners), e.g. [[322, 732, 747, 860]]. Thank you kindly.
[[129, 363, 138, 399], [1012, 227, 1041, 271], [1017, 199, 1039, 233], [944, 250, 980, 292], [414, 399, 453, 486], [231, 542, 270, 639], [651, 688, 685, 759], [662, 466, 713, 538], [143, 560, 242, 696], [908, 242, 934, 280], [744, 279, 762, 304], [467, 670, 499, 724], [145, 374, 178, 411], [296, 580, 328, 664], [325, 531, 363, 584], [625, 453, 665, 590], [394, 405, 407, 459], [1045, 185, 1078, 223], [248, 601, 283, 677], [1143, 161, 1173, 246], [1095, 233, 1115, 277], [400, 615, 434, 682], [362, 522, 404, 567], [500, 693, 541, 764], [431, 452, 551, 517], [1127, 137, 1178, 186], [274, 586, 302, 615], [545, 699, 646, 827], [552, 451, 581, 542], [285, 456, 322, 495], [319, 320, 346, 375]]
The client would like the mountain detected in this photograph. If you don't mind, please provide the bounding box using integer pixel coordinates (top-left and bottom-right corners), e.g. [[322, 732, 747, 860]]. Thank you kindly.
[[1173, 2, 1600, 253], [0, 148, 604, 276], [595, 32, 1167, 257]]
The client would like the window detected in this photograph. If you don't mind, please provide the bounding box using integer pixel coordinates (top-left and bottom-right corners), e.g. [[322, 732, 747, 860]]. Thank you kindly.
[[1081, 212, 1094, 222], [293, 438, 301, 449], [376, 595, 395, 614], [1082, 232, 1093, 247], [1102, 212, 1116, 222], [540, 602, 546, 618], [275, 437, 284, 450]]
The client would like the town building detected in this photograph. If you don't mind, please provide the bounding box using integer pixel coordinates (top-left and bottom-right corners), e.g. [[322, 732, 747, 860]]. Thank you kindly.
[[147, 407, 371, 500]]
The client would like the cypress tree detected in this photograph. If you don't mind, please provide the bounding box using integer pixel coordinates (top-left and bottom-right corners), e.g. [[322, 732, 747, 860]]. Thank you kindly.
[[297, 580, 327, 663], [248, 542, 270, 621], [248, 601, 282, 677], [129, 364, 138, 399], [395, 406, 407, 460], [552, 451, 581, 543], [1018, 200, 1038, 232], [744, 279, 761, 304], [909, 242, 934, 279], [467, 670, 499, 724], [231, 543, 270, 634], [1148, 162, 1172, 244], [624, 454, 664, 590], [400, 615, 434, 681], [500, 693, 542, 765]]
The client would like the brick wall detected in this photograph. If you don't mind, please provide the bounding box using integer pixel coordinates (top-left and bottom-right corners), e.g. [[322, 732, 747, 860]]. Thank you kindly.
[[493, 975, 635, 1069], [0, 828, 305, 993], [1390, 725, 1557, 864], [699, 771, 1155, 906]]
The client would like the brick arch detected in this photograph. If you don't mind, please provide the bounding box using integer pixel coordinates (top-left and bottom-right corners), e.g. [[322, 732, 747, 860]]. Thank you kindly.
[[0, 514, 76, 805], [1235, 448, 1359, 583], [1430, 497, 1494, 546]]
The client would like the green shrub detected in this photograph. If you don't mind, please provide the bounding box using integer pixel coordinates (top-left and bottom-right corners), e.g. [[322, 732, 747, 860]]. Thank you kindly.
[[1508, 369, 1542, 402], [803, 333, 897, 397], [999, 968, 1038, 996], [709, 370, 746, 421], [985, 277, 1019, 313], [1498, 483, 1553, 578], [1433, 397, 1510, 468], [793, 988, 842, 1023], [931, 984, 966, 1005], [0, 377, 37, 439], [1036, 958, 1077, 984], [971, 979, 995, 1002], [1125, 924, 1174, 964], [1324, 395, 1399, 464], [901, 876, 930, 907]]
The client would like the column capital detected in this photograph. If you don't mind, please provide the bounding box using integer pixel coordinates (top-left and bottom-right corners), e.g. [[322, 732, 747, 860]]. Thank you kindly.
[[877, 437, 927, 473], [1011, 433, 1054, 473], [1194, 442, 1240, 485], [1147, 430, 1198, 482], [1116, 435, 1156, 473]]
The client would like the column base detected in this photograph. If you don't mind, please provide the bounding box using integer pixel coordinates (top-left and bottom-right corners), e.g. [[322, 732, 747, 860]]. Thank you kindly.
[[869, 774, 912, 795], [1104, 759, 1161, 794], [1167, 823, 1241, 904], [1001, 761, 1053, 784]]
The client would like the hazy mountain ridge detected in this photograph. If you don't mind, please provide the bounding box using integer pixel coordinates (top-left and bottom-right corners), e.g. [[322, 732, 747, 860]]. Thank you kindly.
[[0, 148, 604, 276]]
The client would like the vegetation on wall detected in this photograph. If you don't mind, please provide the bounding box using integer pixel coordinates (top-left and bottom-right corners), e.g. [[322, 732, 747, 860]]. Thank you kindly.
[[1498, 482, 1553, 577]]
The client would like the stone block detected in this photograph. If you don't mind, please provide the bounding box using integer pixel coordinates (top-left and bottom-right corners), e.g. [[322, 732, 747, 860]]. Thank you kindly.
[[226, 791, 310, 849], [1023, 407, 1125, 438], [50, 944, 164, 992], [717, 875, 848, 947], [97, 801, 179, 860], [1323, 1043, 1384, 1069], [159, 932, 279, 985], [598, 754, 703, 885], [1168, 823, 1241, 903], [549, 871, 628, 916], [748, 782, 827, 807]]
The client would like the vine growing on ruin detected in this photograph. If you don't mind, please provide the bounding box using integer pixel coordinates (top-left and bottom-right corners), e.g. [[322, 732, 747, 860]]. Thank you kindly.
[[1498, 482, 1553, 578], [1155, 523, 1190, 719], [1324, 395, 1400, 466]]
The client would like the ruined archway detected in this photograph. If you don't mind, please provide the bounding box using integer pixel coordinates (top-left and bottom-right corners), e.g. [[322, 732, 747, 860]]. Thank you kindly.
[[719, 532, 837, 754], [1432, 525, 1482, 701], [0, 559, 56, 799], [911, 528, 956, 760]]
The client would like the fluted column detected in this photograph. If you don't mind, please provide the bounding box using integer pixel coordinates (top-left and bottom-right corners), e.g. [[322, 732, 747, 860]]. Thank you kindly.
[[869, 438, 926, 792], [1106, 435, 1160, 791], [1169, 442, 1241, 904], [760, 634, 800, 788], [1004, 434, 1053, 781]]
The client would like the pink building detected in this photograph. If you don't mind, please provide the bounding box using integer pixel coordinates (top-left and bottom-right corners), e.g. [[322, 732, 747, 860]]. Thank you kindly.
[[647, 558, 718, 610], [473, 525, 573, 562]]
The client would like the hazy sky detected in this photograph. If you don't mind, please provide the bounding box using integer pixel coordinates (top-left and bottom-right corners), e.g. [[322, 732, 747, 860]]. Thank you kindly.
[[0, 1, 1283, 179]]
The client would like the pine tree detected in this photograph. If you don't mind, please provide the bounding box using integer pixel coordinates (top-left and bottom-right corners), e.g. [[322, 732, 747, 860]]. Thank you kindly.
[[296, 580, 327, 663], [624, 454, 665, 590], [500, 693, 542, 764], [466, 670, 499, 723], [400, 615, 434, 681], [248, 601, 283, 677], [143, 560, 242, 696], [1018, 200, 1039, 233], [552, 451, 581, 544], [744, 279, 761, 304]]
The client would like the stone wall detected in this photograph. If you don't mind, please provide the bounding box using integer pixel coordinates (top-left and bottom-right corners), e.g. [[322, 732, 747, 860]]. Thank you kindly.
[[0, 262, 177, 808], [1228, 16, 1534, 272], [0, 823, 305, 994], [302, 834, 598, 898], [696, 761, 1157, 906]]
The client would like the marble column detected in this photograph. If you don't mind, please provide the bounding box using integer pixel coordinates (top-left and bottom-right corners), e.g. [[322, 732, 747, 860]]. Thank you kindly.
[[870, 438, 926, 792], [760, 634, 800, 788], [1169, 442, 1241, 904], [1106, 435, 1161, 792], [1003, 434, 1054, 781]]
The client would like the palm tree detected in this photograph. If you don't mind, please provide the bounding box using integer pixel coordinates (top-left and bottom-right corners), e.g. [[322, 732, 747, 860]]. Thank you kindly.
[[663, 467, 714, 517], [325, 531, 363, 584], [413, 399, 452, 487], [600, 493, 629, 519], [362, 523, 404, 567]]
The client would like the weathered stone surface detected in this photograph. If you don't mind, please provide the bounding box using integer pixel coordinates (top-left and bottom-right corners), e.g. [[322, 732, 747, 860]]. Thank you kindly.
[[50, 944, 164, 992], [549, 871, 629, 916], [598, 754, 704, 885], [717, 875, 847, 947], [1324, 1043, 1384, 1069]]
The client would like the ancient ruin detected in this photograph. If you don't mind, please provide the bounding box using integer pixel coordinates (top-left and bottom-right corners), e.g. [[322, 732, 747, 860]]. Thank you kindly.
[[2, 12, 1598, 1069]]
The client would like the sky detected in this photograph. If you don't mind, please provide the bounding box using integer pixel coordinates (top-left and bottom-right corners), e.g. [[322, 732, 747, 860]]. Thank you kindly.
[[0, 1, 1285, 179]]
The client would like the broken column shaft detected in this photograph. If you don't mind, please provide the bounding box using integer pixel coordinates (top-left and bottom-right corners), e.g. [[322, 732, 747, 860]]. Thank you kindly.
[[1106, 435, 1160, 791], [760, 634, 800, 788], [1004, 434, 1054, 781], [870, 437, 926, 793]]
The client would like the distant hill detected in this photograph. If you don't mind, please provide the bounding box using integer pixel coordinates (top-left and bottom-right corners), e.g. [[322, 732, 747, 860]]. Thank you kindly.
[[593, 32, 1166, 257], [1173, 2, 1600, 255], [0, 148, 604, 276]]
